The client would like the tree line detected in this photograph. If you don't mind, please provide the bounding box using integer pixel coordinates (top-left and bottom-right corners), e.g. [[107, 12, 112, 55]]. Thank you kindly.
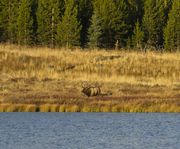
[[0, 0, 179, 51]]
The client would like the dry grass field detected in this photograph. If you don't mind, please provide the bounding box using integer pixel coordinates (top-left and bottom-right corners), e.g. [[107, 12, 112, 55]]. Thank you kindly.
[[0, 44, 180, 112]]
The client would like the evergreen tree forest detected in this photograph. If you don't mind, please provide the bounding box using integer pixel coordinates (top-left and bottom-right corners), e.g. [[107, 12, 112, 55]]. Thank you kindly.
[[0, 0, 179, 51]]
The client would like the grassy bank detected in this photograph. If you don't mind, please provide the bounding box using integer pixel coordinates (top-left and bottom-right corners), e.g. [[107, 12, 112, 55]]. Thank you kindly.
[[0, 103, 180, 112], [0, 44, 179, 112]]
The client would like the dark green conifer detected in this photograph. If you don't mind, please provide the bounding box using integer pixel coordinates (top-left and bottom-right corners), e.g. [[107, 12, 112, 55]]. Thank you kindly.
[[164, 0, 180, 51], [143, 0, 167, 48], [37, 0, 61, 47], [17, 0, 33, 45], [89, 0, 132, 49], [57, 0, 81, 48], [88, 9, 102, 48], [131, 20, 144, 49], [77, 0, 93, 47], [0, 0, 19, 43]]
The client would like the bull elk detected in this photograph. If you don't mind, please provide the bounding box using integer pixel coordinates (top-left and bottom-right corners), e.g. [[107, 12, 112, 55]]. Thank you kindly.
[[81, 82, 112, 97]]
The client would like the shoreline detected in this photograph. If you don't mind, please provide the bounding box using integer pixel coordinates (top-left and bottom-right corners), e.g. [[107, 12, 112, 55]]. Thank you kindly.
[[0, 103, 179, 113]]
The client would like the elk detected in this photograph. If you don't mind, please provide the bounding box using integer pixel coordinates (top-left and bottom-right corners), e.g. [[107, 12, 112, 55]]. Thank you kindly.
[[81, 82, 112, 97]]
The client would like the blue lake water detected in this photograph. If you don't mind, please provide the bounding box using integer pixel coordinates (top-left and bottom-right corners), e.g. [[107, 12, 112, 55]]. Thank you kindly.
[[0, 113, 180, 149]]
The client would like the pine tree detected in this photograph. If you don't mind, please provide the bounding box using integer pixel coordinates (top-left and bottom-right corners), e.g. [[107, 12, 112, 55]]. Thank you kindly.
[[114, 0, 130, 48], [125, 0, 144, 41], [88, 0, 131, 49], [127, 0, 144, 22], [163, 0, 172, 17], [99, 0, 117, 48], [88, 10, 102, 48], [31, 0, 38, 44], [164, 0, 180, 51], [0, 0, 19, 43], [0, 1, 4, 41], [17, 0, 33, 45], [77, 0, 93, 47], [131, 20, 144, 49], [37, 0, 61, 47], [143, 0, 166, 48], [57, 0, 81, 48]]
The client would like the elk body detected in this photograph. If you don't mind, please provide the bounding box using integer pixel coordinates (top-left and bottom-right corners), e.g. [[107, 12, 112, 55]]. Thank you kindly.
[[81, 83, 112, 97], [82, 86, 101, 97]]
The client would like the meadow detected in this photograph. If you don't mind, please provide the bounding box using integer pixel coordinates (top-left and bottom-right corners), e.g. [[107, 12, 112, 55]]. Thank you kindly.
[[0, 44, 179, 112]]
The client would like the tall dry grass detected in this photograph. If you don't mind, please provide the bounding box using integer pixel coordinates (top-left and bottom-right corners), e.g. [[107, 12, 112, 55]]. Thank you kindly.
[[0, 45, 180, 85], [0, 44, 179, 86], [0, 44, 179, 112]]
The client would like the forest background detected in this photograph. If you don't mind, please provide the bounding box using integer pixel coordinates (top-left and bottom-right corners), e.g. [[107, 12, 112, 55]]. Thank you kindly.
[[0, 0, 179, 51]]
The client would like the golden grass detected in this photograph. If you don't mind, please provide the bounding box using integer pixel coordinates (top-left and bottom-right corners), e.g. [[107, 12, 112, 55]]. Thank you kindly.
[[24, 104, 37, 112], [81, 105, 91, 112], [59, 105, 66, 112], [0, 103, 179, 112], [50, 105, 60, 112], [65, 105, 80, 112], [0, 44, 180, 112], [39, 104, 51, 112], [0, 44, 179, 86]]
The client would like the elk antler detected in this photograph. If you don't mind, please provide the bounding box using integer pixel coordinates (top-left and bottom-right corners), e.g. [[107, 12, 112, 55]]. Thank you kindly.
[[93, 82, 102, 88], [81, 82, 90, 88]]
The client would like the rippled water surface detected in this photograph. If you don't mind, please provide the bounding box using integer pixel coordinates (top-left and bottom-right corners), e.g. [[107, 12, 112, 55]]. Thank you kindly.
[[0, 113, 180, 149]]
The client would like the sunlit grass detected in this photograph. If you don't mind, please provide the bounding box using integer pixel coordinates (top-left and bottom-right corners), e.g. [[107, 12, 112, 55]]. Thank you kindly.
[[59, 105, 66, 112], [0, 44, 179, 86], [0, 103, 180, 112], [24, 104, 37, 112], [65, 105, 80, 112], [50, 105, 60, 112], [0, 44, 180, 112], [81, 105, 91, 112]]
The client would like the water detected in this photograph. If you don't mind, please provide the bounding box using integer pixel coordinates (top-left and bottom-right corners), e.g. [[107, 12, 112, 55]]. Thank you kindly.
[[0, 113, 180, 149]]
